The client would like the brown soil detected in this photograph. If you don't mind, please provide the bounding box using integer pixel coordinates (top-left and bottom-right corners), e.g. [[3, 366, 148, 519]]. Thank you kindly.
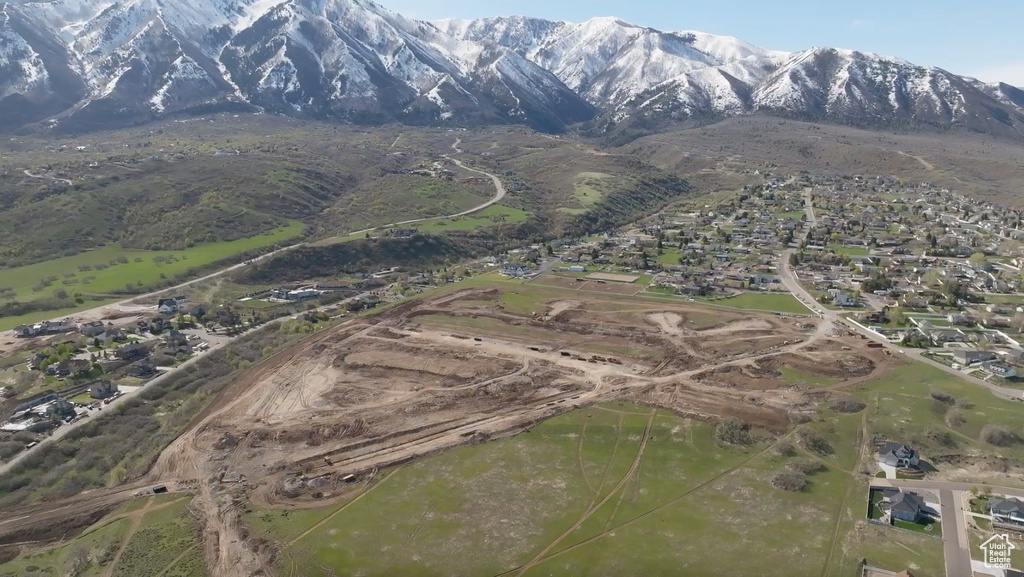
[[0, 284, 889, 577]]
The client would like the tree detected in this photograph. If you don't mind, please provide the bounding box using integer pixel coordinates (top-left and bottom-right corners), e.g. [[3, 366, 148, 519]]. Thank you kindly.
[[969, 252, 988, 269], [889, 308, 906, 326]]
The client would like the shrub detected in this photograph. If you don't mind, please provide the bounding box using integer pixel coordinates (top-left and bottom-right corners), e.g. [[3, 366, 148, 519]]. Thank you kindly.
[[775, 442, 797, 457], [715, 419, 753, 446], [770, 473, 807, 492], [921, 427, 958, 448], [930, 391, 955, 404], [798, 428, 834, 456], [981, 425, 1022, 447], [829, 398, 866, 413]]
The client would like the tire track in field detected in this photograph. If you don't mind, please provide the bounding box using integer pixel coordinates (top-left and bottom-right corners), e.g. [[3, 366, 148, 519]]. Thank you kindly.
[[508, 410, 655, 577], [285, 470, 398, 548], [513, 433, 791, 572], [577, 415, 596, 496], [103, 497, 157, 577]]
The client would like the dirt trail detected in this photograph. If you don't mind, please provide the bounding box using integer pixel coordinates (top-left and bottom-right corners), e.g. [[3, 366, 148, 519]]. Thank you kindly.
[[23, 169, 73, 186], [512, 411, 655, 577], [102, 498, 156, 577], [897, 150, 935, 170]]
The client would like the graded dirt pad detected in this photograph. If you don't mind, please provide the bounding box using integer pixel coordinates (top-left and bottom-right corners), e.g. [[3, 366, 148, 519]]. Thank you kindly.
[[586, 272, 640, 283], [1, 283, 889, 577]]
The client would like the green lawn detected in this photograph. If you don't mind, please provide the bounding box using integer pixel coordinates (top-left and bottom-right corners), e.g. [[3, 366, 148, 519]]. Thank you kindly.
[[827, 243, 870, 256], [0, 221, 305, 331], [711, 293, 812, 315], [656, 247, 682, 265], [893, 519, 941, 535]]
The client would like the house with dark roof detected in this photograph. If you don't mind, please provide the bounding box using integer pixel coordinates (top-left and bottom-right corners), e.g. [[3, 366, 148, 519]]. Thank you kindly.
[[885, 491, 929, 524], [89, 381, 118, 399], [115, 342, 149, 361], [877, 443, 920, 469], [990, 497, 1024, 526]]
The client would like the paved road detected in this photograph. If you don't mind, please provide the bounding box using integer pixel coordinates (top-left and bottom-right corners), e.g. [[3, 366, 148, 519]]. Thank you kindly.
[[939, 489, 973, 577]]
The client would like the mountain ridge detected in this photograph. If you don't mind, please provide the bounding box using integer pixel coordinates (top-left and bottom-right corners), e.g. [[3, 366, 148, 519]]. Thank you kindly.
[[1, 0, 1022, 137]]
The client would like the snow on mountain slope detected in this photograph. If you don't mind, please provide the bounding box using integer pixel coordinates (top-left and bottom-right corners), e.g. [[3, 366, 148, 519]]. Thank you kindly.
[[437, 16, 787, 107], [0, 0, 593, 132], [0, 2, 1022, 136]]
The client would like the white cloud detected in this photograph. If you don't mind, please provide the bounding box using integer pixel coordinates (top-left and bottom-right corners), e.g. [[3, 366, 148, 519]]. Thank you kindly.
[[971, 62, 1024, 87]]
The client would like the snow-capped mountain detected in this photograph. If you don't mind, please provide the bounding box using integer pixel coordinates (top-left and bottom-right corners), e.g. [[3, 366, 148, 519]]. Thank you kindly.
[[0, 0, 594, 133], [442, 16, 1024, 137], [0, 1, 1022, 136], [436, 16, 789, 109]]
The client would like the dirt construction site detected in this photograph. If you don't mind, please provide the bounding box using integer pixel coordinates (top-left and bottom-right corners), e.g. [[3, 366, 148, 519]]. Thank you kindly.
[[0, 283, 899, 576]]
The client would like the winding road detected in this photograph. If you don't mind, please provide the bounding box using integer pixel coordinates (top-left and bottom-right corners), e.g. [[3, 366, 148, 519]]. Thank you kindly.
[[23, 170, 73, 186]]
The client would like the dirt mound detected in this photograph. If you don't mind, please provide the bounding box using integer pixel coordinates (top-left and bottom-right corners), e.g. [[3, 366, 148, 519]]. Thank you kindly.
[[771, 352, 876, 379]]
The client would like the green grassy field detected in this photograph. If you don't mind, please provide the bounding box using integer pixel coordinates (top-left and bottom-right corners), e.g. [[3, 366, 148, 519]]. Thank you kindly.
[[0, 221, 304, 331], [0, 495, 205, 577], [711, 293, 812, 315], [827, 243, 870, 256], [241, 403, 940, 577], [412, 204, 528, 233], [556, 172, 611, 215]]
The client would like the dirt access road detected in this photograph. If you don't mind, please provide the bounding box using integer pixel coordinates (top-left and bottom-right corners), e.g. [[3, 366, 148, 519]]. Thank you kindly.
[[4, 140, 507, 346]]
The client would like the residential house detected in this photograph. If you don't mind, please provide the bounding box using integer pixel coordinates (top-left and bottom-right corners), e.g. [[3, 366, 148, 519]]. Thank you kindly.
[[79, 321, 107, 338], [157, 298, 180, 315], [928, 329, 966, 344], [947, 313, 973, 326], [115, 342, 149, 361], [501, 263, 531, 278], [952, 350, 997, 366], [989, 498, 1024, 526], [1004, 350, 1024, 367], [55, 359, 91, 378], [164, 330, 188, 347], [89, 381, 118, 399], [877, 443, 920, 469], [148, 317, 168, 333], [833, 291, 858, 307], [13, 320, 76, 338], [885, 491, 929, 524], [982, 362, 1018, 379], [28, 353, 49, 370], [125, 360, 156, 377]]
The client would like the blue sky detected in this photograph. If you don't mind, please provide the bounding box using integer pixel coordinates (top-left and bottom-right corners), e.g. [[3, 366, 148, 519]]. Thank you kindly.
[[376, 0, 1024, 85]]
